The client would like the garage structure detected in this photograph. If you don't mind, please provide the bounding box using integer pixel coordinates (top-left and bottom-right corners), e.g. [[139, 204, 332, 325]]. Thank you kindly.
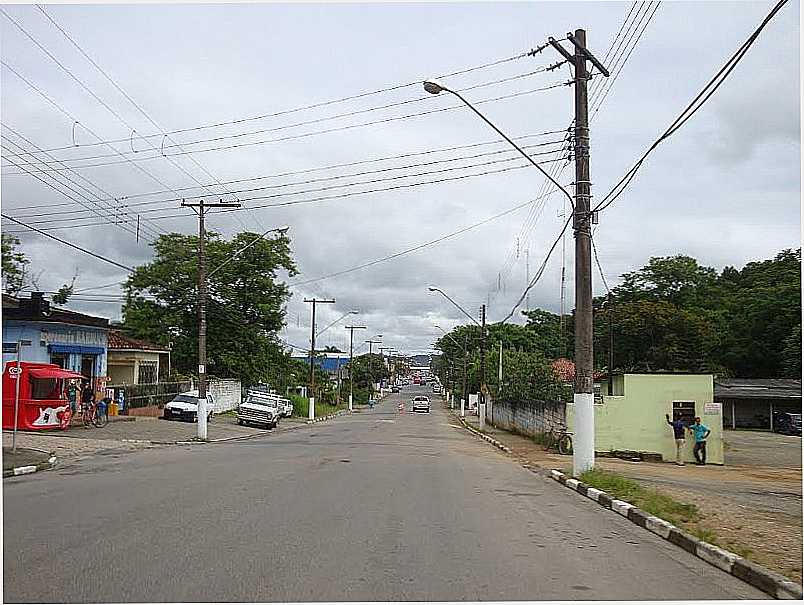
[[716, 378, 802, 430]]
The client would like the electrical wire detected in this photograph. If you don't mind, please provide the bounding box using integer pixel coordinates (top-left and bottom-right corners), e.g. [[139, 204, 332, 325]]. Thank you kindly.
[[3, 83, 568, 172], [2, 214, 134, 271], [7, 140, 566, 220], [592, 0, 789, 215], [4, 130, 565, 212]]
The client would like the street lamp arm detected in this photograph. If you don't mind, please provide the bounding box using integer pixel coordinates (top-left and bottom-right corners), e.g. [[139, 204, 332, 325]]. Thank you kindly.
[[430, 84, 575, 210], [316, 310, 358, 338], [428, 287, 480, 327], [207, 225, 290, 278]]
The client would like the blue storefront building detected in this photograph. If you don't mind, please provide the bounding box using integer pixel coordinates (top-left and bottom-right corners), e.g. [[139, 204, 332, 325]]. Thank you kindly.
[[3, 293, 109, 392]]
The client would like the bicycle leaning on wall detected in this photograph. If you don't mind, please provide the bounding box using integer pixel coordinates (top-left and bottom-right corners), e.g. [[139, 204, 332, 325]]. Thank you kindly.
[[81, 399, 109, 428], [543, 422, 573, 455]]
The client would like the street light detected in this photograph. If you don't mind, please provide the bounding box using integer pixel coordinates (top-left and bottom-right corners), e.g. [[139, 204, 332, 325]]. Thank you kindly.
[[207, 225, 290, 278], [422, 80, 574, 207], [316, 309, 359, 338], [428, 287, 480, 326]]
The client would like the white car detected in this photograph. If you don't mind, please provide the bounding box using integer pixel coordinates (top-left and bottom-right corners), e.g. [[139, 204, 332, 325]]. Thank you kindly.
[[237, 391, 280, 428], [412, 395, 431, 413], [164, 390, 214, 422]]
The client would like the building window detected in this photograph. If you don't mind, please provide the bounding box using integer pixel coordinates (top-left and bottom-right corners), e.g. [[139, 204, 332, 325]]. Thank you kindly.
[[50, 353, 68, 369], [138, 361, 158, 384]]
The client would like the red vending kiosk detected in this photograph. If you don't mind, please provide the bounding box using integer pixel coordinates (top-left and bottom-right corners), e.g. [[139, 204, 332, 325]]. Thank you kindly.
[[2, 362, 84, 431]]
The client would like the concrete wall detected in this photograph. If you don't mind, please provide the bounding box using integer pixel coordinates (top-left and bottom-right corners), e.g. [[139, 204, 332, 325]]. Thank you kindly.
[[490, 398, 566, 439], [567, 374, 723, 464], [208, 379, 241, 413]]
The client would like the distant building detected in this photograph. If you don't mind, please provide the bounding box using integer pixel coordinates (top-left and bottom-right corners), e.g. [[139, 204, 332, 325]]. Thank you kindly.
[[107, 330, 170, 385], [292, 352, 351, 375], [715, 378, 802, 430], [2, 293, 109, 395]]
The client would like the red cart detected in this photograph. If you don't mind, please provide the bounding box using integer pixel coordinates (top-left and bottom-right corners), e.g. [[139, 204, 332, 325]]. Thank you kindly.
[[2, 362, 84, 431]]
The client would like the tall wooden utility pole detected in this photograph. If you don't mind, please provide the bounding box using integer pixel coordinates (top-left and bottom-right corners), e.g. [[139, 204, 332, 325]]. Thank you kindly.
[[549, 29, 609, 475], [181, 198, 240, 441]]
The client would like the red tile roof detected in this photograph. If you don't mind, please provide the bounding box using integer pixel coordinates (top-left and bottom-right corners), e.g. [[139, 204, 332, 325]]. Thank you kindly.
[[108, 330, 168, 352]]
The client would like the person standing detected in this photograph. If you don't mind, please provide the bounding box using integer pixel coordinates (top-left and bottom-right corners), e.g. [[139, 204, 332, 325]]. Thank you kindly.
[[81, 380, 94, 414], [67, 380, 78, 414], [665, 413, 687, 465], [688, 417, 711, 465]]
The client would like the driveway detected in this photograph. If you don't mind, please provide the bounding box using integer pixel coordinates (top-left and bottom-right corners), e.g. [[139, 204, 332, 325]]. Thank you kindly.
[[724, 429, 802, 468]]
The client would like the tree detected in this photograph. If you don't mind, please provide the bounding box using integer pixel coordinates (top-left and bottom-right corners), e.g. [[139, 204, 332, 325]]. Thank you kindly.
[[781, 323, 801, 378], [615, 255, 718, 308], [2, 233, 29, 295], [123, 230, 297, 387]]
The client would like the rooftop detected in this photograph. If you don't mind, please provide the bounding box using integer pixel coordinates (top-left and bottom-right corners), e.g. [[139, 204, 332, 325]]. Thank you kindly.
[[108, 330, 169, 353], [715, 378, 802, 400]]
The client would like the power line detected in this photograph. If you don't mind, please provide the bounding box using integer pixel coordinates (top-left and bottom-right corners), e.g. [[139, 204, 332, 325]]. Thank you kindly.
[[4, 130, 566, 212], [593, 0, 789, 215], [5, 157, 567, 232], [7, 140, 566, 221], [289, 193, 547, 287], [4, 48, 535, 156], [2, 214, 134, 271], [3, 83, 569, 172]]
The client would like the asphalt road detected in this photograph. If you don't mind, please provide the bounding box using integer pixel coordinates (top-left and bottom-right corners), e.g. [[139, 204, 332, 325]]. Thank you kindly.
[[4, 387, 764, 602]]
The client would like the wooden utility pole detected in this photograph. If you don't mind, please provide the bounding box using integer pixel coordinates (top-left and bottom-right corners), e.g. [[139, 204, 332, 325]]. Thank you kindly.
[[303, 297, 335, 420], [345, 325, 366, 411], [550, 29, 609, 475], [181, 198, 240, 440]]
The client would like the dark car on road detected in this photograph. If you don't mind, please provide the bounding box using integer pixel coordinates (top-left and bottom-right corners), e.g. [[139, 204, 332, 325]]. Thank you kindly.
[[773, 412, 802, 436]]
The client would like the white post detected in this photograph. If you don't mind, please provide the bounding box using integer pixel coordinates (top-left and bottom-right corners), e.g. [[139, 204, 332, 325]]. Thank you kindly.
[[498, 341, 503, 384], [197, 393, 208, 440], [348, 394, 353, 412], [732, 401, 736, 430], [12, 341, 22, 454], [450, 393, 454, 409], [309, 396, 315, 421], [479, 403, 486, 430], [573, 393, 595, 476], [770, 402, 774, 432], [460, 398, 465, 418]]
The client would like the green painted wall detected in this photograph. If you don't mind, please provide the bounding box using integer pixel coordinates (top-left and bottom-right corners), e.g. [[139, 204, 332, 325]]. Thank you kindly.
[[567, 374, 723, 465]]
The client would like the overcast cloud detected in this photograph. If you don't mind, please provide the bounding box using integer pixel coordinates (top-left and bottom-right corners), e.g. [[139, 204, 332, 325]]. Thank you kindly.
[[1, 0, 799, 357]]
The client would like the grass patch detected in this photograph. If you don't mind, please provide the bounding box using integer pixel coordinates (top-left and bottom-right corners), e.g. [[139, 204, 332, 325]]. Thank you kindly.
[[580, 468, 699, 526], [217, 409, 237, 417]]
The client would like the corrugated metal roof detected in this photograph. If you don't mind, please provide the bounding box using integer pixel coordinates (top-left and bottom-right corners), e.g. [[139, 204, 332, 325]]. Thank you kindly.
[[715, 378, 802, 400]]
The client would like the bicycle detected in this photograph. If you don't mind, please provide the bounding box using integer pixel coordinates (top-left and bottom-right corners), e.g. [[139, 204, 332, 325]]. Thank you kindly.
[[543, 423, 573, 455], [81, 400, 109, 428]]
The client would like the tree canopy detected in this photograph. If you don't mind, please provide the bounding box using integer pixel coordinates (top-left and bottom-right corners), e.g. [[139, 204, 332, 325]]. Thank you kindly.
[[122, 230, 297, 387]]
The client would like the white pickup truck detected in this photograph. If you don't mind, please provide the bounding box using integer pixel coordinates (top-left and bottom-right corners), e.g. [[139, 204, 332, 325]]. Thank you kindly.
[[237, 391, 282, 429]]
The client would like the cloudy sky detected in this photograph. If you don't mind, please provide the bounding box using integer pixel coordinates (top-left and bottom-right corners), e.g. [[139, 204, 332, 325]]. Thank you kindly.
[[1, 0, 800, 358]]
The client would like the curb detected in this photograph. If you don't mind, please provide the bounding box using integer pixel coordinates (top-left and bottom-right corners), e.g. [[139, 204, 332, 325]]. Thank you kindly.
[[454, 415, 512, 454], [305, 409, 349, 425], [549, 469, 803, 600], [3, 454, 57, 478]]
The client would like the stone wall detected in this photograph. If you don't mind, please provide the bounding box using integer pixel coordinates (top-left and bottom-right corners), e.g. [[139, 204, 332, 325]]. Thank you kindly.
[[490, 398, 567, 439]]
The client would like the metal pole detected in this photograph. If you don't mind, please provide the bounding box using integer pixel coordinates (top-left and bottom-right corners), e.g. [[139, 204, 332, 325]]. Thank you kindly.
[[571, 28, 596, 476], [348, 329, 354, 412], [12, 341, 22, 454]]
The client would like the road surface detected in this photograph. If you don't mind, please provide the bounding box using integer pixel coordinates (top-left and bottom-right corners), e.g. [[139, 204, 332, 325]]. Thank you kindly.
[[3, 387, 764, 602]]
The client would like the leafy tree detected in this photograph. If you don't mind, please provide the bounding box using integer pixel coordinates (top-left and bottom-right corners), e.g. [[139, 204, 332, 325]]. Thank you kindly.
[[123, 230, 297, 387], [615, 255, 718, 308], [781, 323, 801, 378], [2, 233, 29, 295], [346, 353, 389, 390]]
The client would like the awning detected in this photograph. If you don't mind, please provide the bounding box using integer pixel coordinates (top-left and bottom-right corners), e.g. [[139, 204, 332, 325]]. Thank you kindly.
[[28, 367, 85, 380]]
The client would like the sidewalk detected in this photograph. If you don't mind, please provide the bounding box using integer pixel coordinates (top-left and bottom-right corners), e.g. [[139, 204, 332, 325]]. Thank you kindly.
[[3, 446, 52, 472], [455, 408, 802, 584]]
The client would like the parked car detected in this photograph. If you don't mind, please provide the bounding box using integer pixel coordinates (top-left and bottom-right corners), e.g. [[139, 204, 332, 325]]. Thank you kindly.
[[432, 384, 441, 394], [237, 391, 280, 429], [773, 412, 802, 436], [411, 395, 431, 413], [164, 391, 214, 422], [391, 385, 400, 393]]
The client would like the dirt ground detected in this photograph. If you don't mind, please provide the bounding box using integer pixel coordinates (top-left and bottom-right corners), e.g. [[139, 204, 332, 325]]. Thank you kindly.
[[457, 410, 803, 585]]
